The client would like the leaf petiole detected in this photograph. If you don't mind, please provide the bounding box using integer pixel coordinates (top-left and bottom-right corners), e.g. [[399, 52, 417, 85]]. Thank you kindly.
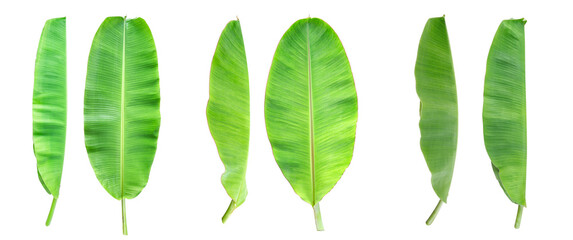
[[514, 204, 524, 229], [122, 198, 127, 235], [313, 203, 324, 231], [45, 197, 58, 226], [222, 200, 237, 223], [426, 200, 444, 225]]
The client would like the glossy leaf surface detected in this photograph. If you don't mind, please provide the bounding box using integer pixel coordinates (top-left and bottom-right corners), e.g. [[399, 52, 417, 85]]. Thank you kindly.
[[84, 16, 160, 235], [265, 17, 357, 230], [207, 20, 250, 223], [33, 17, 66, 226], [414, 16, 458, 225], [483, 18, 527, 228]]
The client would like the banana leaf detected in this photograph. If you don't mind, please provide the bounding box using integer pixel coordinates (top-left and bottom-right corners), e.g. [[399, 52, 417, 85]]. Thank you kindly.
[[207, 19, 250, 223], [414, 15, 458, 225], [483, 18, 527, 229], [264, 17, 357, 231], [33, 17, 66, 227], [84, 16, 160, 235]]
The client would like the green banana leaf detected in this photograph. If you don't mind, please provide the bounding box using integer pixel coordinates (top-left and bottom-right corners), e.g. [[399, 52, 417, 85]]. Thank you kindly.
[[84, 16, 160, 235], [414, 16, 458, 226], [264, 17, 357, 231], [206, 19, 250, 223], [33, 17, 66, 227], [483, 18, 527, 229]]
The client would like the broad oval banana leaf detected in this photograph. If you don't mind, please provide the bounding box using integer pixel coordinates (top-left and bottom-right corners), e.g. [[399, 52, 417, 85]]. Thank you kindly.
[[33, 17, 66, 227], [414, 16, 458, 225], [264, 17, 357, 231], [206, 19, 250, 223], [84, 16, 160, 235], [483, 18, 527, 229]]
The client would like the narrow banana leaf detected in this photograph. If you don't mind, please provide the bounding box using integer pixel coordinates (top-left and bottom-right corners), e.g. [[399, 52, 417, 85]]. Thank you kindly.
[[483, 18, 527, 229], [84, 16, 160, 235], [206, 19, 250, 223], [33, 17, 66, 227], [414, 16, 458, 225], [265, 17, 357, 231]]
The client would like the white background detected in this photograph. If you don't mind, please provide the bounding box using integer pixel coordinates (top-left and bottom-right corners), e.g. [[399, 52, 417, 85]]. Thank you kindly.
[[0, 0, 571, 239]]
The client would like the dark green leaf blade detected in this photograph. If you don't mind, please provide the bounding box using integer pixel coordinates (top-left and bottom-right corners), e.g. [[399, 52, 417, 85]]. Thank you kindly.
[[265, 18, 357, 230], [483, 19, 527, 206], [84, 16, 160, 235], [414, 16, 458, 225], [123, 17, 161, 199], [33, 17, 66, 226], [206, 20, 250, 223]]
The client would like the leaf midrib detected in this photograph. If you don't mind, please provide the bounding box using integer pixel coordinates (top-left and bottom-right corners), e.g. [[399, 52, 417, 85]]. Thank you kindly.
[[120, 17, 126, 199], [306, 19, 316, 206]]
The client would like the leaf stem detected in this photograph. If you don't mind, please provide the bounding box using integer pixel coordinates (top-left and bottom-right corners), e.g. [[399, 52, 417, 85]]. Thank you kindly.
[[313, 203, 324, 231], [425, 200, 444, 225], [222, 200, 237, 223], [45, 197, 58, 226], [122, 198, 128, 235], [514, 204, 524, 229]]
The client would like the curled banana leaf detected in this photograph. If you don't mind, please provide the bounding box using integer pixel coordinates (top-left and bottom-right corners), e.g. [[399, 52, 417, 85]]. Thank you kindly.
[[483, 18, 527, 229], [415, 15, 458, 226], [207, 19, 250, 223], [33, 17, 66, 226]]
